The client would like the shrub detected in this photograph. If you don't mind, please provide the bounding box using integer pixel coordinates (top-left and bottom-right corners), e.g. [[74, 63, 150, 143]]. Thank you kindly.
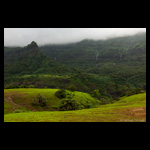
[[20, 85, 28, 88], [32, 93, 47, 107], [28, 85, 35, 88], [134, 88, 142, 94], [13, 110, 25, 113], [58, 98, 80, 111], [55, 89, 67, 99], [67, 85, 77, 92], [90, 89, 101, 99], [125, 88, 142, 96], [100, 98, 113, 105]]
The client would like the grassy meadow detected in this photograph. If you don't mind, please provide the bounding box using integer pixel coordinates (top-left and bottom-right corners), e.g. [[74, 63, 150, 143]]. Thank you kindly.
[[4, 88, 100, 113], [4, 88, 146, 122]]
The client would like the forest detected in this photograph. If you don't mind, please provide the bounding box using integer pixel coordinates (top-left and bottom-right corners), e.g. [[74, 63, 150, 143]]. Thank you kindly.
[[4, 33, 146, 100]]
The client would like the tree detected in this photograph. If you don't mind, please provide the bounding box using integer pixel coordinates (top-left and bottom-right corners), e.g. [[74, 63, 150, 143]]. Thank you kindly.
[[55, 89, 67, 99], [32, 93, 47, 107], [58, 98, 80, 111], [90, 89, 101, 99], [67, 85, 77, 92]]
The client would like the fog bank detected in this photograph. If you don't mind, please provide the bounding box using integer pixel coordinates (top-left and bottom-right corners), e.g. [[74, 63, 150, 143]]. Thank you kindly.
[[4, 28, 146, 46]]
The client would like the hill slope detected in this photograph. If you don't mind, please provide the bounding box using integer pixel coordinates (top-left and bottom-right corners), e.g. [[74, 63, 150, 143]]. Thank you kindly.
[[4, 33, 146, 99], [38, 33, 146, 97], [4, 41, 71, 76], [4, 88, 100, 114], [39, 33, 146, 70], [4, 93, 146, 122]]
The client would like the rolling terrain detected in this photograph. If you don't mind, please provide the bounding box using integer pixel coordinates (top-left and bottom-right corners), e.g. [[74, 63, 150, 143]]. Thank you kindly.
[[4, 92, 146, 122], [4, 32, 146, 122], [4, 41, 72, 76], [4, 33, 146, 99], [4, 88, 100, 114]]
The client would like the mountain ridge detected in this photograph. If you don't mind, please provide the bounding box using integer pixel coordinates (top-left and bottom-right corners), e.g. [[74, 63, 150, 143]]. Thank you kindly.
[[4, 41, 72, 76], [39, 32, 146, 69], [4, 33, 146, 98]]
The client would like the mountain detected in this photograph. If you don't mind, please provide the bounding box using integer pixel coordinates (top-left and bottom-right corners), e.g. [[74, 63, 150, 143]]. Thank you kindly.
[[39, 33, 146, 70], [38, 33, 146, 96], [4, 33, 146, 98], [4, 41, 71, 76]]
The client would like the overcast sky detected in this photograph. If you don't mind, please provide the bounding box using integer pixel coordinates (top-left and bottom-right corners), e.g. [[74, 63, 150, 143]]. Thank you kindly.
[[4, 28, 146, 46]]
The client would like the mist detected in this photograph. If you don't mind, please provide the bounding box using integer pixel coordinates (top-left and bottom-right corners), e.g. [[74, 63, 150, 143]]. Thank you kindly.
[[4, 28, 146, 47]]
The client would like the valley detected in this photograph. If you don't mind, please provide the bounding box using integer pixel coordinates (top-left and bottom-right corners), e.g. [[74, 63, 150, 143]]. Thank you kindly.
[[4, 32, 146, 122]]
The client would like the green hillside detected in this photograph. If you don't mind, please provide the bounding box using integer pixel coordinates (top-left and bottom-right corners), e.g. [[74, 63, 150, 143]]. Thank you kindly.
[[39, 33, 146, 69], [4, 33, 146, 99], [4, 32, 146, 122], [4, 88, 100, 114], [4, 93, 146, 122], [4, 41, 72, 76]]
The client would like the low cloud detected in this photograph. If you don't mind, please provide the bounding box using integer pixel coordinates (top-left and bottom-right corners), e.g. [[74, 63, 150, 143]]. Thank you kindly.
[[4, 28, 146, 46]]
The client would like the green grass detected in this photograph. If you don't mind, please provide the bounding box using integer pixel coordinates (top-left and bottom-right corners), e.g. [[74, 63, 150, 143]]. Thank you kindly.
[[4, 88, 59, 113], [4, 92, 146, 122], [4, 88, 99, 113]]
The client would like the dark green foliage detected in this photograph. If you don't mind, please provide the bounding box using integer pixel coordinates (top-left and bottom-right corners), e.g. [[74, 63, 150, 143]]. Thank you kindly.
[[124, 88, 142, 96], [67, 85, 77, 92], [32, 93, 47, 107], [58, 98, 80, 111], [55, 89, 67, 99], [28, 85, 36, 88], [13, 110, 25, 113], [39, 33, 146, 70], [90, 89, 101, 99], [4, 41, 73, 76], [100, 98, 113, 105], [142, 84, 146, 91], [19, 85, 28, 88], [4, 33, 146, 100]]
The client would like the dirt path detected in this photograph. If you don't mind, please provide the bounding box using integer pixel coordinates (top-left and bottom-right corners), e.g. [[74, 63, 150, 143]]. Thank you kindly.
[[120, 107, 146, 122], [4, 96, 21, 108], [132, 107, 146, 118]]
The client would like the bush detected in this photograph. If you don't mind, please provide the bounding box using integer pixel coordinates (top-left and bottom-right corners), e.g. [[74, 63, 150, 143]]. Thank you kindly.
[[125, 88, 142, 96], [55, 89, 67, 99], [67, 85, 77, 92], [32, 93, 47, 107], [13, 110, 25, 113], [58, 98, 80, 111], [100, 98, 113, 105], [90, 89, 101, 99], [28, 85, 35, 88], [20, 85, 28, 88]]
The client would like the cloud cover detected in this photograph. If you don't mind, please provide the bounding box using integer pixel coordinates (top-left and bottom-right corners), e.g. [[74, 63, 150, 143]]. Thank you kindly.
[[4, 28, 146, 46]]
